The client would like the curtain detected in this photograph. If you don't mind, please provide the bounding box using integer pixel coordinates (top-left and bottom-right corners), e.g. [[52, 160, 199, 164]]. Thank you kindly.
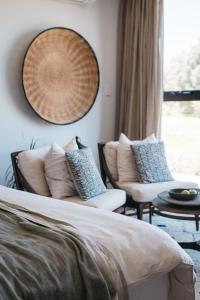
[[115, 0, 164, 140]]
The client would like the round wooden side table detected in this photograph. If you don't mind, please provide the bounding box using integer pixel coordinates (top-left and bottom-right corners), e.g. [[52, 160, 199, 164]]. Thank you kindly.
[[151, 197, 200, 251]]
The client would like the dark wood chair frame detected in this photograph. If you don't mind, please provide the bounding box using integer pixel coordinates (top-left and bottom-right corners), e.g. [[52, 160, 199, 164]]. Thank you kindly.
[[10, 137, 86, 194], [98, 142, 151, 220], [10, 138, 126, 215], [11, 151, 37, 194]]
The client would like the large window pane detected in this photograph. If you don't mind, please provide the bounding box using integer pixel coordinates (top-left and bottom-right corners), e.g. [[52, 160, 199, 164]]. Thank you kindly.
[[162, 101, 200, 176], [164, 0, 200, 91], [163, 0, 200, 182]]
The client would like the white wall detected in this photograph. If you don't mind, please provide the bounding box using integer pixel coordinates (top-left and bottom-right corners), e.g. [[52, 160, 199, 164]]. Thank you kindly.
[[0, 0, 119, 185]]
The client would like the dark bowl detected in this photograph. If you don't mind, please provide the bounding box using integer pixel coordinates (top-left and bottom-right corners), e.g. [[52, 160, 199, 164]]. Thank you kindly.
[[168, 189, 198, 201]]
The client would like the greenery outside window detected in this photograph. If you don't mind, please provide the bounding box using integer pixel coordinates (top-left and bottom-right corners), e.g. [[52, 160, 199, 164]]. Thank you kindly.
[[162, 0, 200, 180]]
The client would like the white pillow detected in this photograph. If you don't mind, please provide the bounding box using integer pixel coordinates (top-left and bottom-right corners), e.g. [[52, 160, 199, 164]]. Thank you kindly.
[[18, 146, 51, 196], [117, 133, 157, 182], [103, 141, 119, 181], [44, 140, 78, 199]]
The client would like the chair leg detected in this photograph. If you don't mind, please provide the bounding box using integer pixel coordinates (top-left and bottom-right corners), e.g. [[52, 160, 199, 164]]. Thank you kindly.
[[149, 203, 153, 224], [137, 204, 144, 220], [122, 205, 126, 215]]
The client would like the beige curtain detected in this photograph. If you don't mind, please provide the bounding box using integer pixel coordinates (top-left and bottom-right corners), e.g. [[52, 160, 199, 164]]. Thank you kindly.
[[115, 0, 164, 140]]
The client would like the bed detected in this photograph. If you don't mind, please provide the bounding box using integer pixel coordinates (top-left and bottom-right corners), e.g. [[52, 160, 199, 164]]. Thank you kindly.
[[0, 185, 196, 300]]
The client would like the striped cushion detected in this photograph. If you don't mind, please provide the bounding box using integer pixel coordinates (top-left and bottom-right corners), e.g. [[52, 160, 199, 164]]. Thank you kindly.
[[65, 148, 106, 200]]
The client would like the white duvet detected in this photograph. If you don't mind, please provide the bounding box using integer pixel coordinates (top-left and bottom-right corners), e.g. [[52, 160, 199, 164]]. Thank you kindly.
[[0, 185, 195, 300]]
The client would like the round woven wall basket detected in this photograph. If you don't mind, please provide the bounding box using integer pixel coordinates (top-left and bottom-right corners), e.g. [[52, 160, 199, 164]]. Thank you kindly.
[[22, 27, 100, 125]]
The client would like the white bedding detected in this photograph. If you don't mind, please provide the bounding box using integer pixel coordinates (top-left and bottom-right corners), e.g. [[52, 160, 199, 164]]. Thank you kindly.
[[128, 273, 169, 300], [0, 185, 195, 300]]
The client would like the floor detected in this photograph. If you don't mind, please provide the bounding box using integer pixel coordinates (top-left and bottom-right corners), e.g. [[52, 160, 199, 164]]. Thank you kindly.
[[148, 214, 200, 299], [129, 211, 200, 299]]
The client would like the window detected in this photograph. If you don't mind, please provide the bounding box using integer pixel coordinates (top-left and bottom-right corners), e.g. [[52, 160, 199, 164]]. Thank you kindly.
[[162, 0, 200, 180]]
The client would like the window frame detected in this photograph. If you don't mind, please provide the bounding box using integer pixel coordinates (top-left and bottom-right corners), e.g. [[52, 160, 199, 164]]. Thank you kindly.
[[164, 90, 200, 101]]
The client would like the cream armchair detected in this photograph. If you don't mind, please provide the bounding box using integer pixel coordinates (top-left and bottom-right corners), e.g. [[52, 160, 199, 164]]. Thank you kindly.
[[98, 142, 198, 220]]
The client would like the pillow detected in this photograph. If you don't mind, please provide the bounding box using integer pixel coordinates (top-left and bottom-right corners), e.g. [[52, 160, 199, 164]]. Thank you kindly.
[[18, 146, 51, 196], [103, 141, 119, 181], [44, 139, 78, 199], [18, 139, 78, 196], [65, 148, 106, 200], [131, 141, 174, 183], [117, 133, 157, 182]]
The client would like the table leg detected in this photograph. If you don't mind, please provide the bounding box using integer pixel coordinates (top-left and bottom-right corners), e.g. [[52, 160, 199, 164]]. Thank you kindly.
[[195, 214, 199, 231], [149, 204, 153, 224]]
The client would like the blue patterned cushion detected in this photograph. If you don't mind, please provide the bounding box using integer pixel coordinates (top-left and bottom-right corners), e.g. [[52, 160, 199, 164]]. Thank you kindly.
[[131, 142, 174, 183], [65, 148, 106, 200]]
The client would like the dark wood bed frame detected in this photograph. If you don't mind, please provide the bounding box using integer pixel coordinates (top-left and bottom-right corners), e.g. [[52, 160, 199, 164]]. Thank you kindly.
[[98, 142, 151, 220], [10, 138, 125, 214]]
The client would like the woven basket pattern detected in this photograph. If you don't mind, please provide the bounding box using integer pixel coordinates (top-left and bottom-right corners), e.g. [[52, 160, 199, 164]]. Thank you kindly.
[[23, 28, 99, 124]]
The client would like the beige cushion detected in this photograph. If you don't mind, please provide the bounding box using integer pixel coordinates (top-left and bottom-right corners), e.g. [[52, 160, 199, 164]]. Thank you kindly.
[[44, 140, 78, 199], [62, 189, 126, 211], [117, 133, 156, 182], [18, 139, 77, 197], [18, 146, 51, 196], [103, 141, 119, 181], [117, 180, 198, 203]]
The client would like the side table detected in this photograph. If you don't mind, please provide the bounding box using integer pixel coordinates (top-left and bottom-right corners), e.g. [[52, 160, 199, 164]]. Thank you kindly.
[[151, 197, 200, 251]]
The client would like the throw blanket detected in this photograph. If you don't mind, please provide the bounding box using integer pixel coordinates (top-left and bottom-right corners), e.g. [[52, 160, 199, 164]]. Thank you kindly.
[[0, 201, 128, 300]]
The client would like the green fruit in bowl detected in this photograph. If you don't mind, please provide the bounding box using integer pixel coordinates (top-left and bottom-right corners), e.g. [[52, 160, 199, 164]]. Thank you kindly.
[[180, 190, 190, 195], [189, 189, 198, 195]]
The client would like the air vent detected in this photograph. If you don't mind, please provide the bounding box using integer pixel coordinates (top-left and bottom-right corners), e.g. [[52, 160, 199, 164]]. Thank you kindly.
[[58, 0, 96, 4], [72, 0, 95, 3]]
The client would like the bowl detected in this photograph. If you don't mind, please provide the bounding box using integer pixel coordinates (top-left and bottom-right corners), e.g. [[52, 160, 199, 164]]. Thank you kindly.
[[168, 189, 198, 201]]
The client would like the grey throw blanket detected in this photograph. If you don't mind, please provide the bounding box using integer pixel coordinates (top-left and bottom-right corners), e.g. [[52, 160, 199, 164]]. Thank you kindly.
[[0, 201, 128, 300]]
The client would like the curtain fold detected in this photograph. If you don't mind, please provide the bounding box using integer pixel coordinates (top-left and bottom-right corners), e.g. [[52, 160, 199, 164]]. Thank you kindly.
[[115, 0, 164, 140]]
